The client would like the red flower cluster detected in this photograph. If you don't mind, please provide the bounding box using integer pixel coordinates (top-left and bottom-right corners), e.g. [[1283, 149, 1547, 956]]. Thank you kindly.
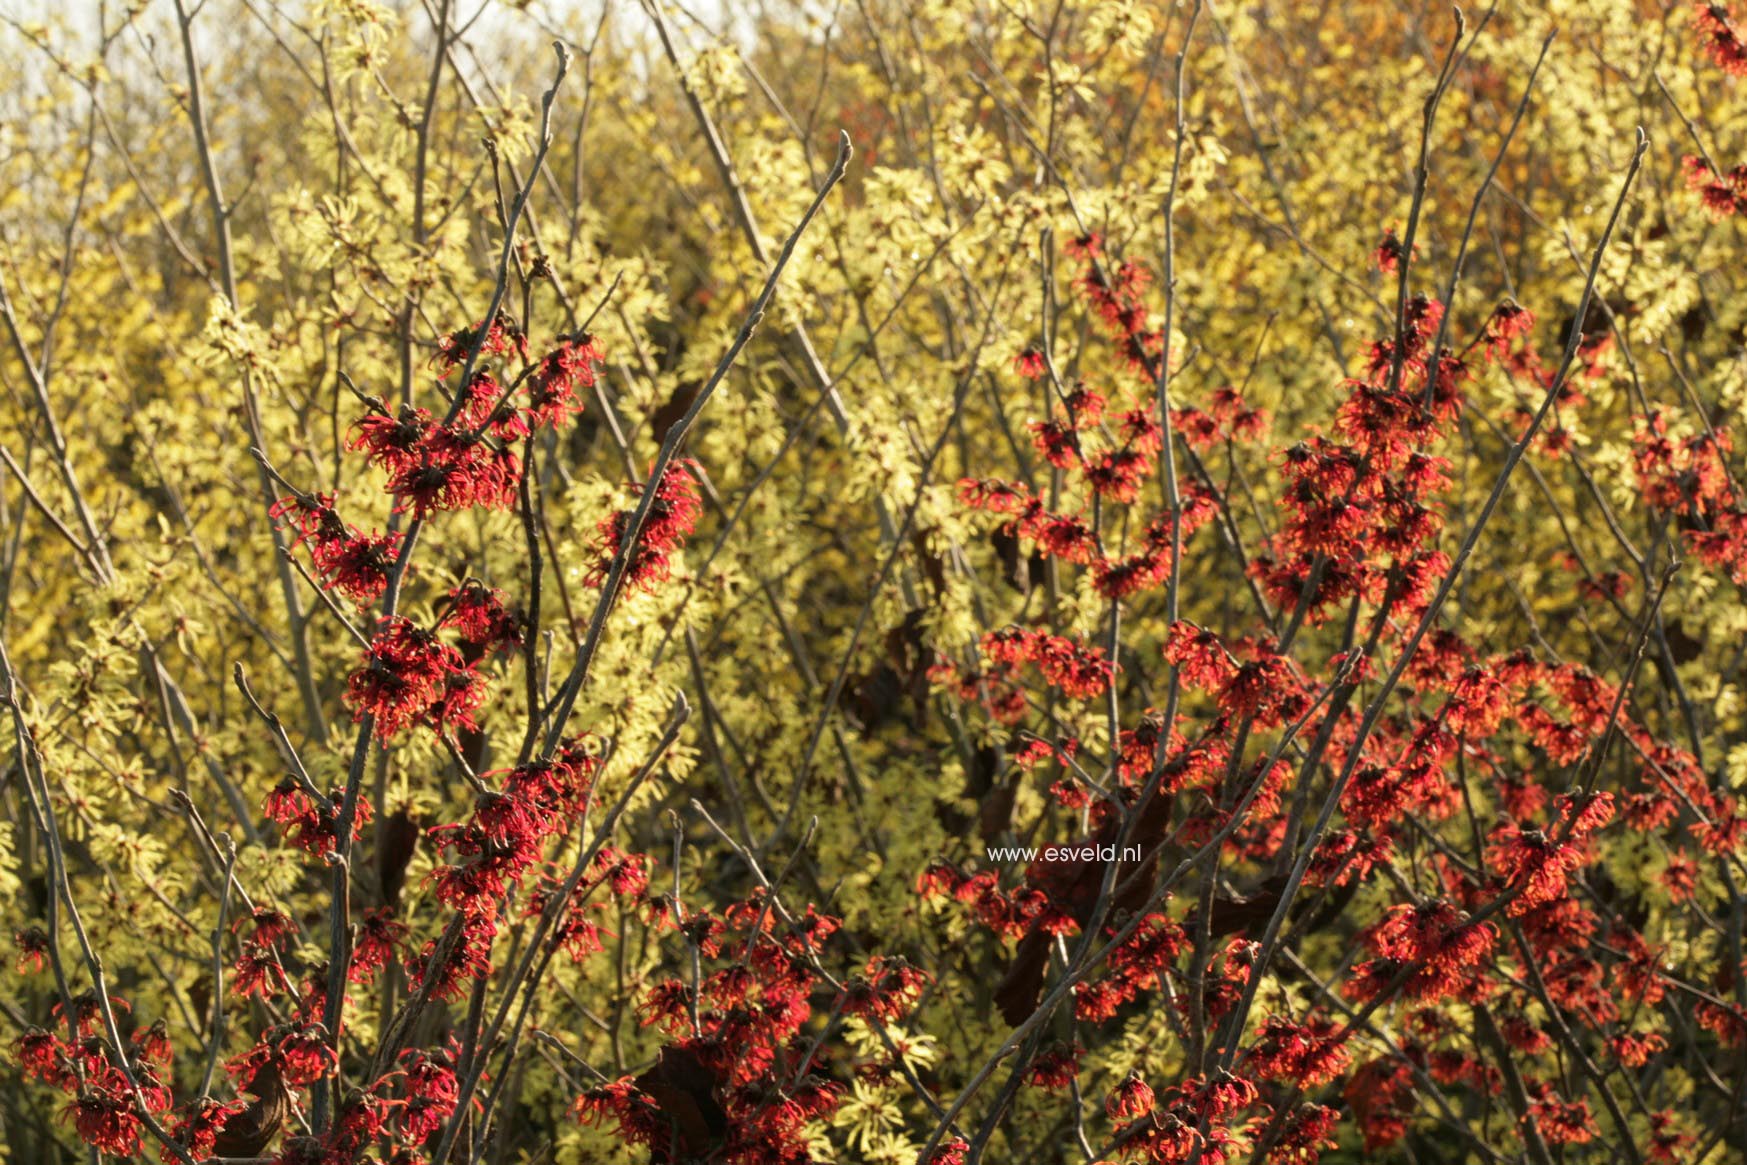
[[526, 334, 602, 427], [403, 739, 608, 1007], [1489, 792, 1614, 915], [1697, 2, 1747, 75], [920, 226, 1741, 1165], [433, 311, 527, 370], [1371, 225, 1409, 273], [264, 779, 371, 858], [576, 892, 854, 1163], [270, 493, 399, 605], [441, 580, 524, 653], [347, 328, 599, 520], [1634, 412, 1747, 583], [352, 402, 522, 517], [1103, 1070, 1263, 1164], [978, 625, 1118, 699], [1246, 1016, 1351, 1087], [345, 615, 486, 740], [1354, 899, 1496, 1001], [589, 460, 703, 591], [1682, 154, 1747, 217]]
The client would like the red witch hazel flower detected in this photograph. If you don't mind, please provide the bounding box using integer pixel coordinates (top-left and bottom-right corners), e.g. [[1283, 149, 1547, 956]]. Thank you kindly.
[[433, 311, 526, 370], [456, 370, 530, 442], [441, 581, 523, 652], [396, 1044, 464, 1141], [350, 404, 436, 473], [14, 925, 48, 974], [526, 334, 602, 428], [1697, 3, 1747, 76], [1489, 791, 1614, 914], [1014, 345, 1048, 379], [1357, 899, 1496, 1001], [588, 460, 702, 591], [1106, 1073, 1155, 1119], [1528, 1091, 1598, 1145], [348, 394, 522, 519], [385, 430, 521, 518], [17, 1027, 72, 1087], [981, 626, 1117, 699], [1483, 298, 1535, 359], [409, 913, 498, 1002], [346, 616, 482, 740], [840, 955, 930, 1021], [349, 907, 407, 984], [1682, 155, 1747, 218], [62, 1082, 143, 1158], [1247, 1015, 1351, 1086], [269, 493, 399, 605], [164, 1098, 248, 1164], [1372, 225, 1409, 273], [1025, 1041, 1083, 1090]]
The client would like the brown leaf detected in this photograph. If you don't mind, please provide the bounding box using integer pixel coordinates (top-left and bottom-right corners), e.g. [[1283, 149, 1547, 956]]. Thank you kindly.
[[214, 1062, 291, 1157], [634, 1045, 728, 1162], [650, 382, 702, 447], [376, 807, 421, 908]]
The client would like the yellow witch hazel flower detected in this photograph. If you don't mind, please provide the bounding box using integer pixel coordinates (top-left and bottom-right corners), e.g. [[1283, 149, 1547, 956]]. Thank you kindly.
[[1083, 0, 1157, 60], [195, 296, 275, 377]]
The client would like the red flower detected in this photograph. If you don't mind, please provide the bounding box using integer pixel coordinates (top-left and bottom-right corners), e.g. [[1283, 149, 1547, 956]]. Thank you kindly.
[[346, 617, 470, 740], [14, 925, 48, 975], [457, 369, 533, 440], [1014, 346, 1048, 379], [63, 1085, 142, 1157], [526, 335, 601, 428], [1528, 1093, 1597, 1145], [589, 461, 703, 591], [409, 914, 497, 1002], [351, 405, 435, 472], [1273, 1104, 1341, 1164], [385, 432, 521, 518], [1178, 1070, 1259, 1119], [1106, 1073, 1155, 1119], [164, 1098, 247, 1165], [1483, 298, 1535, 359], [277, 784, 370, 857], [594, 847, 650, 897], [1024, 1041, 1082, 1091], [51, 990, 117, 1039], [232, 942, 286, 1000], [442, 581, 523, 651], [1165, 621, 1235, 690], [1697, 3, 1747, 76], [572, 1077, 666, 1150], [1372, 226, 1408, 273], [840, 955, 929, 1021], [350, 908, 407, 984], [271, 493, 399, 605], [236, 905, 297, 948], [1489, 822, 1584, 914], [1247, 1015, 1350, 1086], [17, 1027, 71, 1086], [1215, 654, 1295, 723], [1607, 1030, 1666, 1067], [433, 312, 526, 370], [982, 627, 1116, 699], [273, 1023, 339, 1087], [1362, 899, 1497, 1000], [425, 662, 491, 734]]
